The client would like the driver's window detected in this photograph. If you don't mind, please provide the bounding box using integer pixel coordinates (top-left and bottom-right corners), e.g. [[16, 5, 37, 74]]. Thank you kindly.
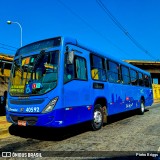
[[64, 62, 74, 83]]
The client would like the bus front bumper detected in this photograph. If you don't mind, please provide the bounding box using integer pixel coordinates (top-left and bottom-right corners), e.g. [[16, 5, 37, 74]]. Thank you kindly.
[[6, 110, 65, 128]]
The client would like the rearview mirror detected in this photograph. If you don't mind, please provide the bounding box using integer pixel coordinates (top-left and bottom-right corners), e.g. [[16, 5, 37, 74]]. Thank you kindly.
[[67, 51, 74, 64]]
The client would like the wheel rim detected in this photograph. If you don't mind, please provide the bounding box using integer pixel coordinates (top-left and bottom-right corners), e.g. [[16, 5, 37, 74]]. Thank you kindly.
[[94, 110, 102, 126], [141, 103, 145, 112]]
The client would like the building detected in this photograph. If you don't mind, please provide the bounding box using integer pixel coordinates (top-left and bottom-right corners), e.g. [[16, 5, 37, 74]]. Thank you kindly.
[[125, 60, 160, 84], [125, 60, 160, 102], [0, 53, 13, 83]]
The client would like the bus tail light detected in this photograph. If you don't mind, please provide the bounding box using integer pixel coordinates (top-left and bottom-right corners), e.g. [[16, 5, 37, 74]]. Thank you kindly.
[[42, 97, 58, 113]]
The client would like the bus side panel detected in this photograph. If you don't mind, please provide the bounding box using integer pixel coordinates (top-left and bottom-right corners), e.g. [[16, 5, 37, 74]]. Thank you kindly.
[[106, 83, 153, 116], [102, 83, 141, 115], [91, 81, 140, 115], [143, 88, 153, 106], [63, 80, 93, 126]]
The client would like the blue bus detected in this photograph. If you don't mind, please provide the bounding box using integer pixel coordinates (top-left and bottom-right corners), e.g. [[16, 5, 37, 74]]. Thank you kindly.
[[6, 36, 153, 130]]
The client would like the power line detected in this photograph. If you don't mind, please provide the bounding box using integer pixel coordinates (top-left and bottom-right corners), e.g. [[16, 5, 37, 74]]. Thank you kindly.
[[57, 0, 134, 59], [0, 42, 17, 49], [0, 42, 17, 53], [0, 46, 16, 52], [97, 0, 158, 61]]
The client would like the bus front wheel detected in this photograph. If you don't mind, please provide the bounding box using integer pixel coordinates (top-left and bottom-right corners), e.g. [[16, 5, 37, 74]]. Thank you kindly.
[[91, 104, 103, 131]]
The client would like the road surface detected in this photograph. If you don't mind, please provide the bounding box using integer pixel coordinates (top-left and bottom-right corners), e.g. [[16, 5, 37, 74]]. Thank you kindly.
[[0, 103, 160, 159]]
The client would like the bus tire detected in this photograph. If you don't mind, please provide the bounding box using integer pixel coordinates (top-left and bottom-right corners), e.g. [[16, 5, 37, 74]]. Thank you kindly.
[[91, 104, 103, 131], [139, 101, 145, 115]]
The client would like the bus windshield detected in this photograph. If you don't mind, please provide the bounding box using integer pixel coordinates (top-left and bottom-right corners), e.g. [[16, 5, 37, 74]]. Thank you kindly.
[[9, 50, 59, 96]]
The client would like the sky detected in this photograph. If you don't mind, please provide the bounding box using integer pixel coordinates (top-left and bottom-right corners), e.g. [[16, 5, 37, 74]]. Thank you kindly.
[[0, 0, 160, 61]]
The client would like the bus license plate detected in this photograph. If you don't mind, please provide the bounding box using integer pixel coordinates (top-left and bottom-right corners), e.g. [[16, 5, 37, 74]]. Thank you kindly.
[[18, 120, 26, 126]]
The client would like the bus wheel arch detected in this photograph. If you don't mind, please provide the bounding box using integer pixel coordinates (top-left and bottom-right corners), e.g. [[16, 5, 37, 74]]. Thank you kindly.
[[91, 97, 108, 131]]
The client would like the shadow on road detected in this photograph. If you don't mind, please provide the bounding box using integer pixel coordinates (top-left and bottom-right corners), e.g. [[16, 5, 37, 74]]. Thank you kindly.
[[0, 112, 5, 116], [8, 109, 149, 141], [106, 108, 149, 126], [0, 104, 6, 116], [8, 122, 91, 141]]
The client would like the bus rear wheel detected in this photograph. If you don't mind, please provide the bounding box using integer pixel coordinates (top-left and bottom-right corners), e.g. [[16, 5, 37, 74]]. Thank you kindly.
[[91, 104, 103, 131], [138, 101, 145, 115]]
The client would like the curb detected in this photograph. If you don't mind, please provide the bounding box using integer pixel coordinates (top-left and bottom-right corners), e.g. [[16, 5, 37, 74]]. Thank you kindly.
[[154, 101, 160, 104], [0, 128, 10, 139], [0, 128, 9, 135], [0, 116, 11, 138]]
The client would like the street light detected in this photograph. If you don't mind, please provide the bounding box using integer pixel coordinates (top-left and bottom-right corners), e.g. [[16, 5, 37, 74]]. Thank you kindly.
[[7, 20, 23, 47]]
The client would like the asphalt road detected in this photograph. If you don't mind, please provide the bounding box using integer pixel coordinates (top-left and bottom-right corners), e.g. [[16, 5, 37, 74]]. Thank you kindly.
[[0, 103, 160, 160]]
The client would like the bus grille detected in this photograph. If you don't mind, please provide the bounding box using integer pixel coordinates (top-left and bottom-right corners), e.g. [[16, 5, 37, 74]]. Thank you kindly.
[[10, 116, 38, 126], [10, 99, 44, 105]]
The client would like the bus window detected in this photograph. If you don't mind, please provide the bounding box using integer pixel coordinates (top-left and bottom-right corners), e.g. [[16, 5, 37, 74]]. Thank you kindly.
[[130, 69, 138, 85], [148, 76, 152, 88], [90, 54, 106, 81], [138, 72, 144, 86], [64, 55, 87, 83], [75, 56, 87, 80], [121, 66, 130, 84], [64, 64, 74, 83], [107, 60, 120, 83], [144, 75, 150, 87]]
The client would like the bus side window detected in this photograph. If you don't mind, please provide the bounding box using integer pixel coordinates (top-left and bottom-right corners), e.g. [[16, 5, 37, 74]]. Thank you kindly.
[[75, 56, 87, 80], [107, 60, 120, 83], [148, 76, 152, 88], [130, 69, 138, 85], [121, 66, 130, 84], [144, 75, 150, 87], [91, 68, 99, 80], [138, 72, 144, 86], [90, 54, 106, 81]]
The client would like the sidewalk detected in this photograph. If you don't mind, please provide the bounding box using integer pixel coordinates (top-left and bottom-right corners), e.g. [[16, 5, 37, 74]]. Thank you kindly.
[[0, 116, 11, 139], [154, 98, 160, 104]]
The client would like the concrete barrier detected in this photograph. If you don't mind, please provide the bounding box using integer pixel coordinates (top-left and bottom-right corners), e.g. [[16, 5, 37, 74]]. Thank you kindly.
[[152, 84, 160, 104]]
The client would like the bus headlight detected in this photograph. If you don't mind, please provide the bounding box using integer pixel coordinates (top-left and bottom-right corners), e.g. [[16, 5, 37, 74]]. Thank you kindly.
[[42, 97, 58, 113]]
